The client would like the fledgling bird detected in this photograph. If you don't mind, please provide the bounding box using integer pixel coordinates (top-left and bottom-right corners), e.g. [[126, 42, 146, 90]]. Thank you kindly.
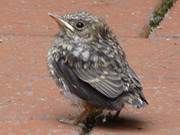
[[48, 11, 148, 124]]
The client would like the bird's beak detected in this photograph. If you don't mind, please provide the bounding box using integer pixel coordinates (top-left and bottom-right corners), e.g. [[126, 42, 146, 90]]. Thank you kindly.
[[48, 12, 74, 32]]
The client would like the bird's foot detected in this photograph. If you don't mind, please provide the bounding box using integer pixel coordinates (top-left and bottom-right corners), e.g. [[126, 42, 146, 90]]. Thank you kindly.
[[58, 116, 75, 125], [101, 110, 121, 122], [58, 116, 84, 127]]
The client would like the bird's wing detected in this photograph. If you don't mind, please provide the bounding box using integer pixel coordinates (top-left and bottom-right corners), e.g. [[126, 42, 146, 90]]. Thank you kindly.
[[71, 50, 130, 99]]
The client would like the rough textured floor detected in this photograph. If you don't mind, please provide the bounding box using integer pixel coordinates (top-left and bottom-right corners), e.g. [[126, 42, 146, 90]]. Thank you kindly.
[[0, 0, 180, 135]]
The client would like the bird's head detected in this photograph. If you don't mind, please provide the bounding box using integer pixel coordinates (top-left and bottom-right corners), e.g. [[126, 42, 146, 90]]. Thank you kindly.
[[48, 11, 111, 42]]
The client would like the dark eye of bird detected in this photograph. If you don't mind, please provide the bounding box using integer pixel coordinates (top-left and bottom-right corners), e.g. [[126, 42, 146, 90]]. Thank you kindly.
[[76, 21, 85, 29]]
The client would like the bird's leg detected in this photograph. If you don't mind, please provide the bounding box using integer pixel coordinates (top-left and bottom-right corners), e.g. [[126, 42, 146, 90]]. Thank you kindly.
[[58, 103, 93, 126], [112, 105, 124, 119], [114, 110, 120, 118], [102, 105, 124, 121], [105, 110, 121, 121], [74, 103, 93, 125]]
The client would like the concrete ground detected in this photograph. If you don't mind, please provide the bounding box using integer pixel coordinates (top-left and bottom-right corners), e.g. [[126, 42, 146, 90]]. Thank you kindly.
[[0, 0, 179, 135]]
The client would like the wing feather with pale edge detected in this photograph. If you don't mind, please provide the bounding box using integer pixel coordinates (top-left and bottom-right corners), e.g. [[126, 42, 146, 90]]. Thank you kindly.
[[72, 55, 128, 99]]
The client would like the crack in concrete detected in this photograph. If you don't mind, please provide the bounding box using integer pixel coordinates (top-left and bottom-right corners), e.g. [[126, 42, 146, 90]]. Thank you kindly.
[[79, 110, 103, 135], [140, 0, 177, 38]]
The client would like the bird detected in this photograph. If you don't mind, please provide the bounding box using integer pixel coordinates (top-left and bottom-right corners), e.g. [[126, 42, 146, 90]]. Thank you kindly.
[[48, 11, 148, 124]]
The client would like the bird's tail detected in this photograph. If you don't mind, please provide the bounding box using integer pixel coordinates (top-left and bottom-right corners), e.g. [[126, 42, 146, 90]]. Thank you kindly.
[[128, 93, 148, 108], [112, 92, 148, 110]]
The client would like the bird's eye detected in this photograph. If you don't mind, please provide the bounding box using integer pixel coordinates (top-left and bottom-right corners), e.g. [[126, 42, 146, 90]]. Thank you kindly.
[[76, 21, 85, 29]]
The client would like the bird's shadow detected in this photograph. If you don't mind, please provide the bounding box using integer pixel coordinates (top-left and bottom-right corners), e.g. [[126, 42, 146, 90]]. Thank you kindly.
[[94, 115, 150, 131]]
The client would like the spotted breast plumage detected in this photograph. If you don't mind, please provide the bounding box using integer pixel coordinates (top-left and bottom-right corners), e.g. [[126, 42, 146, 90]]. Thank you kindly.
[[48, 11, 148, 124]]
